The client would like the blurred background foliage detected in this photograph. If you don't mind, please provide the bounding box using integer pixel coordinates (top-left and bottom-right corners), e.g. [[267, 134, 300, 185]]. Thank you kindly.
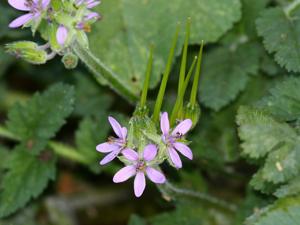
[[1, 0, 300, 224]]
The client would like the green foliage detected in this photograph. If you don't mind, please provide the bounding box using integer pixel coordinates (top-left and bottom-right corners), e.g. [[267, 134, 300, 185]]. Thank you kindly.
[[89, 0, 241, 94], [257, 77, 300, 121], [75, 116, 109, 172], [6, 84, 75, 154], [245, 196, 300, 225], [237, 106, 297, 159], [200, 42, 260, 111], [0, 149, 56, 218], [150, 201, 233, 225], [237, 106, 300, 193], [256, 7, 300, 72], [237, 77, 300, 197], [73, 73, 113, 117], [128, 214, 147, 225]]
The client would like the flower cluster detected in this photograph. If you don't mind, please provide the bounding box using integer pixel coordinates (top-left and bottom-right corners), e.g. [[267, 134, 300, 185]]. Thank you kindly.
[[96, 113, 193, 197], [6, 0, 101, 66]]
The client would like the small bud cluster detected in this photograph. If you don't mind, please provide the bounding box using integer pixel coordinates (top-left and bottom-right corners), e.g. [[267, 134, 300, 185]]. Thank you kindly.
[[6, 0, 101, 67]]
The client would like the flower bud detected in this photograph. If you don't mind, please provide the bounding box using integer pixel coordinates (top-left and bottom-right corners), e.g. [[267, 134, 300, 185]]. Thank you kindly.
[[5, 41, 47, 65], [183, 102, 201, 128], [62, 53, 79, 69]]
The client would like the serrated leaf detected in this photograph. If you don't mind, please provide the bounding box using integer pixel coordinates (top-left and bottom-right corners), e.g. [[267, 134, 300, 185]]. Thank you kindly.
[[200, 42, 260, 111], [274, 177, 300, 198], [245, 196, 300, 225], [237, 106, 300, 193], [256, 7, 300, 72], [257, 77, 300, 121], [88, 0, 241, 94], [0, 149, 56, 218], [261, 142, 300, 184], [6, 83, 75, 154], [236, 106, 297, 159]]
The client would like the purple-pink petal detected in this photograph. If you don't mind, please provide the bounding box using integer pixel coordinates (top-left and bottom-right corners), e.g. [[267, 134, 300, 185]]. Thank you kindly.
[[146, 167, 166, 184], [100, 150, 119, 165], [160, 112, 170, 136], [9, 13, 33, 28], [113, 165, 136, 183], [168, 148, 182, 168], [121, 127, 127, 140], [122, 148, 139, 161], [173, 142, 193, 160], [134, 172, 146, 197], [172, 119, 192, 136], [108, 116, 124, 139], [8, 0, 30, 11], [56, 25, 68, 46], [96, 142, 119, 153], [86, 0, 101, 8], [85, 12, 100, 21], [42, 0, 51, 8], [143, 144, 157, 162]]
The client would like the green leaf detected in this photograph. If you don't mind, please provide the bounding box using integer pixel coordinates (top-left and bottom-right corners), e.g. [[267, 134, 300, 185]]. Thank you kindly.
[[73, 72, 113, 117], [128, 214, 147, 225], [0, 47, 13, 78], [237, 106, 300, 193], [150, 200, 233, 225], [236, 106, 297, 159], [200, 42, 260, 111], [245, 196, 300, 225], [75, 116, 110, 172], [88, 0, 241, 93], [256, 7, 300, 72], [6, 83, 75, 154], [261, 142, 300, 184], [274, 177, 300, 198], [257, 77, 300, 121], [238, 0, 270, 38], [0, 149, 56, 218]]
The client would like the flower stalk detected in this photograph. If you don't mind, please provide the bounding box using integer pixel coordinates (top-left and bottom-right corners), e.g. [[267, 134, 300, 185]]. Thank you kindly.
[[152, 25, 180, 123], [140, 46, 154, 108]]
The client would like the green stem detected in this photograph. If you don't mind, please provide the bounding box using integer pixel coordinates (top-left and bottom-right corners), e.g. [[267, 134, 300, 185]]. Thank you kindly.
[[72, 41, 138, 104], [190, 41, 204, 106], [152, 25, 180, 123], [162, 181, 237, 212], [178, 19, 191, 95], [284, 0, 300, 16], [140, 46, 154, 107], [170, 56, 197, 125], [0, 124, 89, 164]]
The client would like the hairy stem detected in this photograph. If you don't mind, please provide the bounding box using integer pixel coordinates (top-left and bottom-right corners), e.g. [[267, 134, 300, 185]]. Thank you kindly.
[[162, 181, 238, 212], [72, 41, 138, 104], [284, 0, 300, 16]]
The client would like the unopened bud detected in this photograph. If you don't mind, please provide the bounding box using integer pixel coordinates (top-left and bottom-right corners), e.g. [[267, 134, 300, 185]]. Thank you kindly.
[[62, 53, 78, 69], [5, 41, 47, 64], [183, 102, 201, 128]]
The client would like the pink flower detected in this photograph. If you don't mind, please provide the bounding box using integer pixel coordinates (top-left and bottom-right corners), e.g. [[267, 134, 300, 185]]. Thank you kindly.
[[56, 25, 68, 46], [96, 116, 128, 165], [113, 145, 166, 197], [75, 0, 101, 9], [160, 112, 193, 168], [8, 0, 51, 28]]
